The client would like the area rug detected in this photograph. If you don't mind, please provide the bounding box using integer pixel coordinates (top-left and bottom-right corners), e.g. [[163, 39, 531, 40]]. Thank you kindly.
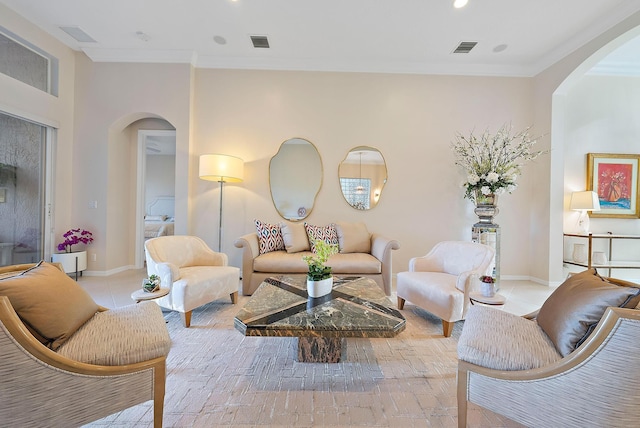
[[85, 295, 520, 427]]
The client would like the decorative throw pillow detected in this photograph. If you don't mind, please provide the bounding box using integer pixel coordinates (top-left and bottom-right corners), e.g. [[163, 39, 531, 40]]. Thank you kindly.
[[280, 222, 310, 253], [0, 261, 100, 350], [334, 221, 371, 253], [537, 268, 640, 357], [254, 219, 285, 254], [304, 223, 339, 253]]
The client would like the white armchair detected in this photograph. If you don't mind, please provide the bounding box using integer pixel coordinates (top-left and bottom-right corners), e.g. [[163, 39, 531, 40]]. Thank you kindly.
[[396, 241, 495, 337], [145, 235, 239, 327]]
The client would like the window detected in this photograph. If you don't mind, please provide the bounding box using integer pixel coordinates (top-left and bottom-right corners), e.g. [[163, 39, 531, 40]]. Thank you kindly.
[[0, 26, 58, 96], [0, 112, 48, 266], [340, 177, 371, 210]]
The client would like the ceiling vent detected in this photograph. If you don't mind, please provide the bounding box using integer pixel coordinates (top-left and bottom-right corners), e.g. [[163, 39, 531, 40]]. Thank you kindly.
[[250, 35, 270, 49], [453, 41, 477, 54], [59, 26, 97, 43]]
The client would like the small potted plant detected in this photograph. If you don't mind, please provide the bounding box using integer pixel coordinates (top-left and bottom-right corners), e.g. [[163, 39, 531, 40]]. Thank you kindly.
[[143, 274, 161, 292], [479, 275, 495, 297], [302, 239, 338, 298]]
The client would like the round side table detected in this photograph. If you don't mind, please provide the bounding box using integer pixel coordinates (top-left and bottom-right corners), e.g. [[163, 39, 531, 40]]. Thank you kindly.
[[131, 287, 170, 303], [469, 291, 506, 306]]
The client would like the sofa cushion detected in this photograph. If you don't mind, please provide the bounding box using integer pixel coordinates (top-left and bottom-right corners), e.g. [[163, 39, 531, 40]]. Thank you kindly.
[[280, 222, 310, 253], [334, 221, 371, 254], [254, 219, 285, 254], [327, 253, 381, 274], [537, 268, 640, 357], [253, 252, 381, 274], [254, 251, 310, 273], [304, 223, 339, 253], [0, 261, 100, 350], [459, 305, 562, 370], [57, 302, 171, 365]]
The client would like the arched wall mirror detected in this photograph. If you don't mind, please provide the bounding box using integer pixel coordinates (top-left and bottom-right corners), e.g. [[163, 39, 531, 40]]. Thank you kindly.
[[339, 146, 387, 210], [269, 138, 322, 221]]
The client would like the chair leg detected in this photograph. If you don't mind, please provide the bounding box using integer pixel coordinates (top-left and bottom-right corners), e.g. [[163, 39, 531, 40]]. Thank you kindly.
[[457, 365, 468, 428], [442, 320, 454, 337], [230, 291, 238, 304], [181, 311, 192, 328], [153, 361, 166, 428], [397, 297, 405, 310]]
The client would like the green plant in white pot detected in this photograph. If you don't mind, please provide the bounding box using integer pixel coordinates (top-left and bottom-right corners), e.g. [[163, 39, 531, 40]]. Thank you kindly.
[[303, 239, 338, 298], [143, 274, 161, 292]]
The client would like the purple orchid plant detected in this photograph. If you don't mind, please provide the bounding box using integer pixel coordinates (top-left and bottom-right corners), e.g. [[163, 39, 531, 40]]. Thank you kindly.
[[57, 228, 94, 253]]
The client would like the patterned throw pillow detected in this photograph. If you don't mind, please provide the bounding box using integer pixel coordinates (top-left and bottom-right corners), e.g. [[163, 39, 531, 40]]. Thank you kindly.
[[254, 220, 285, 254], [304, 223, 339, 253]]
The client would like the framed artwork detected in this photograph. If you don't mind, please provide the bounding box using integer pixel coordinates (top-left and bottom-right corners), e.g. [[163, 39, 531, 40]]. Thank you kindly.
[[587, 153, 640, 218]]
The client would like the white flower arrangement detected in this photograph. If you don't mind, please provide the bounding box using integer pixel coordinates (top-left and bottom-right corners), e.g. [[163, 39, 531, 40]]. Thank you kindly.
[[451, 124, 546, 202]]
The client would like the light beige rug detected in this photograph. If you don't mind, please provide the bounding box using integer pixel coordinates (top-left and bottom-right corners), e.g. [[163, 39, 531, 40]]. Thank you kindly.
[[85, 296, 521, 427]]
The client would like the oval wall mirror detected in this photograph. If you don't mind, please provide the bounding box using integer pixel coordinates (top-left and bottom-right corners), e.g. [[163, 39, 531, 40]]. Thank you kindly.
[[338, 146, 387, 210], [269, 138, 322, 221]]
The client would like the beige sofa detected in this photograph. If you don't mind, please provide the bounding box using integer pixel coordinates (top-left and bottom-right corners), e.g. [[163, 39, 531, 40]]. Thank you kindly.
[[234, 221, 400, 296]]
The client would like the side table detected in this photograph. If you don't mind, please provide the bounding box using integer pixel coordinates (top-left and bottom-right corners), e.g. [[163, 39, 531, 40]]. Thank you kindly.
[[131, 287, 170, 303], [469, 291, 506, 306]]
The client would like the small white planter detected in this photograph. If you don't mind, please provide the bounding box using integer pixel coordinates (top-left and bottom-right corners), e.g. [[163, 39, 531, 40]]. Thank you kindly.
[[307, 276, 333, 298], [480, 281, 495, 298], [51, 251, 87, 274]]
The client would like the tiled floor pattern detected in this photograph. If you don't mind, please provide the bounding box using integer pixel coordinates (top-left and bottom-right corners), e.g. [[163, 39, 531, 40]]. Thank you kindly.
[[81, 270, 553, 427]]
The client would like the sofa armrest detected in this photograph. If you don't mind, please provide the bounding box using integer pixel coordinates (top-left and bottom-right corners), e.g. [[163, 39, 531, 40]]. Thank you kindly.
[[370, 233, 400, 296], [234, 233, 260, 294]]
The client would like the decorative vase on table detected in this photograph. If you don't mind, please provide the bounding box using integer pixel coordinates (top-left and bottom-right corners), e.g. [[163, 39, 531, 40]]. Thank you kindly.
[[474, 190, 499, 224]]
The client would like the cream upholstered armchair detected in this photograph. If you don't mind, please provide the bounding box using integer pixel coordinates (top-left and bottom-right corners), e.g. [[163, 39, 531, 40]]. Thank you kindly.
[[145, 235, 239, 327], [457, 269, 640, 427], [0, 262, 171, 427], [396, 241, 494, 337]]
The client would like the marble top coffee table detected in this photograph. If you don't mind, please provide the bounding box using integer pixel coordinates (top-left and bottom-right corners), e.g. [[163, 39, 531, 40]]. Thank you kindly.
[[234, 276, 406, 363]]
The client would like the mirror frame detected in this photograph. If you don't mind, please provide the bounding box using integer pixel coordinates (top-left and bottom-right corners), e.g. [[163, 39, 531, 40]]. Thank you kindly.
[[338, 146, 387, 210], [269, 137, 323, 221]]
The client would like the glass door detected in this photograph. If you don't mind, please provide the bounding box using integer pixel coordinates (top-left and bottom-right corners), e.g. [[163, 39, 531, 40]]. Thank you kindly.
[[0, 111, 48, 267]]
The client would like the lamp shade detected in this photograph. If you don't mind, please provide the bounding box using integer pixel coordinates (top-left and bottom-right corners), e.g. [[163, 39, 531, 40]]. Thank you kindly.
[[199, 154, 244, 183], [570, 191, 600, 211]]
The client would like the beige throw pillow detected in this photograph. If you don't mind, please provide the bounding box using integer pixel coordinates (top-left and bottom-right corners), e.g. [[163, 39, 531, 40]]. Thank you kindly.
[[537, 268, 640, 357], [0, 261, 100, 350], [280, 222, 310, 253], [334, 222, 371, 254]]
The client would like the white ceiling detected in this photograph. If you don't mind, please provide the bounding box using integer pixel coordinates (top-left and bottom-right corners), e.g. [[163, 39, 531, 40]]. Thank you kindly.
[[3, 0, 640, 77]]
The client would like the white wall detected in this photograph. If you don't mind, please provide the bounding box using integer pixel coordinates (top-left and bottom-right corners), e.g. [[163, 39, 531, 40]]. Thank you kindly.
[[562, 75, 640, 280], [191, 69, 537, 274]]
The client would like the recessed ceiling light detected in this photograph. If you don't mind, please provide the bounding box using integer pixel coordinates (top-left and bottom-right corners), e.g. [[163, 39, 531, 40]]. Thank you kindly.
[[493, 44, 508, 53], [454, 0, 468, 8], [213, 35, 227, 45]]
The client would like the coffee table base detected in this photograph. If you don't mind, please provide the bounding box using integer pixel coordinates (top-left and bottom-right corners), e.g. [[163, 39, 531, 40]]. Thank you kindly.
[[297, 337, 345, 363]]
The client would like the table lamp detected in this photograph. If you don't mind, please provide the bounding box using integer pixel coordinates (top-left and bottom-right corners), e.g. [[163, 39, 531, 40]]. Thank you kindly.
[[570, 191, 600, 234]]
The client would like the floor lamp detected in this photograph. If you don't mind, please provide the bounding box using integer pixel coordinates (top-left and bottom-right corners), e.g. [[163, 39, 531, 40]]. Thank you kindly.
[[199, 154, 244, 251]]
